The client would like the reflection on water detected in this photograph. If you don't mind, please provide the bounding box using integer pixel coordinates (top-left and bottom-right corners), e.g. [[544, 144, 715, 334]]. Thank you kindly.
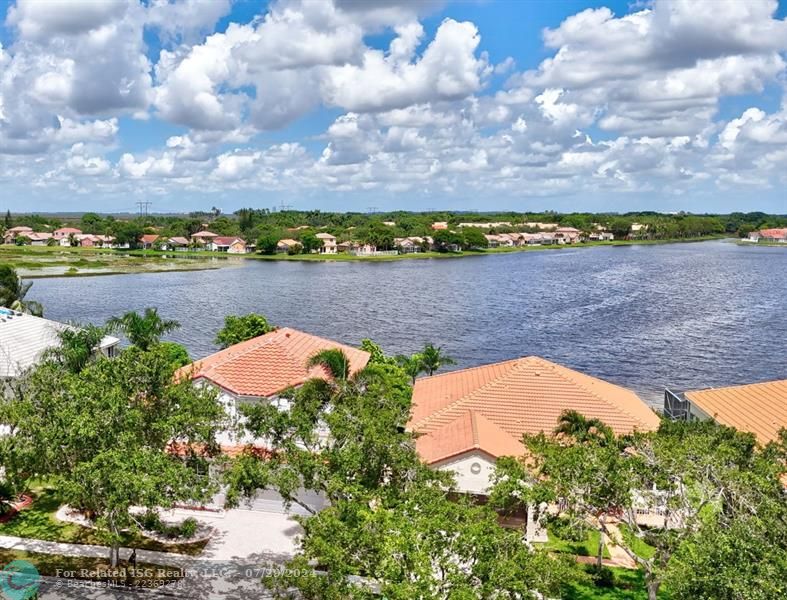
[[27, 240, 787, 407]]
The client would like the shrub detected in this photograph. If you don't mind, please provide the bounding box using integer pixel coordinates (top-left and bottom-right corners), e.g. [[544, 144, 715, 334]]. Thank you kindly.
[[180, 517, 198, 539], [591, 566, 615, 588]]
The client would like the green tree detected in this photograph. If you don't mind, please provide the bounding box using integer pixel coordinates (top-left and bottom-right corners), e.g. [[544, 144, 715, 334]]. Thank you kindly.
[[359, 339, 394, 365], [43, 323, 108, 374], [215, 314, 275, 348], [554, 409, 614, 445], [506, 419, 787, 600], [106, 308, 180, 350], [225, 358, 577, 597], [256, 232, 280, 255], [462, 227, 489, 249], [3, 210, 11, 230], [298, 232, 322, 254], [395, 353, 424, 384], [0, 265, 43, 316], [432, 229, 463, 251], [419, 343, 455, 376], [159, 341, 191, 368], [1, 346, 225, 566]]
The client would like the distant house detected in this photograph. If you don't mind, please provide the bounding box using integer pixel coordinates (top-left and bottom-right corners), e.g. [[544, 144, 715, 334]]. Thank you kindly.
[[78, 235, 98, 247], [555, 227, 582, 244], [458, 222, 512, 229], [0, 308, 119, 379], [140, 234, 160, 250], [409, 356, 659, 496], [394, 237, 424, 253], [315, 232, 337, 254], [177, 328, 370, 444], [589, 231, 615, 241], [664, 380, 787, 446], [752, 228, 787, 243], [3, 226, 33, 244], [190, 231, 219, 247], [209, 237, 248, 254], [277, 238, 302, 254], [382, 221, 396, 227], [164, 236, 190, 251], [431, 222, 449, 230], [53, 227, 82, 246], [27, 232, 53, 246]]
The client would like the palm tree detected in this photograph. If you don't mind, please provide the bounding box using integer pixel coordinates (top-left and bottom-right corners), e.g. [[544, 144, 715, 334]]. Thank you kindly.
[[554, 410, 614, 445], [44, 324, 107, 373], [419, 343, 455, 376], [0, 265, 43, 316], [307, 348, 352, 383], [395, 353, 424, 385], [106, 308, 180, 350]]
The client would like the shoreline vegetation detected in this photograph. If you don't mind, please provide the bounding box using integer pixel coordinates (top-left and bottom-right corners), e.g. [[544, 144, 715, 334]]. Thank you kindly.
[[5, 235, 732, 278]]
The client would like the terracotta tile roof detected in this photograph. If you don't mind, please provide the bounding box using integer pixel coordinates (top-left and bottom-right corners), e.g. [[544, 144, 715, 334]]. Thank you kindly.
[[191, 230, 218, 238], [140, 234, 159, 244], [410, 356, 659, 464], [54, 227, 82, 235], [758, 228, 787, 239], [415, 411, 526, 464], [212, 236, 245, 246], [168, 236, 189, 245], [685, 379, 787, 446], [179, 327, 370, 398]]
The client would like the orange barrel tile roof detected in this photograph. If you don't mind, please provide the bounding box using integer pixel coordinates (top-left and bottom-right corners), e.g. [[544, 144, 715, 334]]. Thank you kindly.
[[409, 356, 659, 465], [178, 327, 370, 398], [684, 379, 787, 446]]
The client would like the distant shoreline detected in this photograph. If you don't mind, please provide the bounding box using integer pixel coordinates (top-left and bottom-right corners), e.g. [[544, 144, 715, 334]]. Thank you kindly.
[[6, 236, 730, 278]]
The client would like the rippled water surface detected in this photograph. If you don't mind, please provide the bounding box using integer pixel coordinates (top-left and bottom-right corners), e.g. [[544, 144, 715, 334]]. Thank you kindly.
[[27, 240, 787, 406]]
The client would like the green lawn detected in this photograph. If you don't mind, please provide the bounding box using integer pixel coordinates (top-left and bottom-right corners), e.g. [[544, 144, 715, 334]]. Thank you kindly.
[[564, 567, 652, 599], [543, 524, 611, 559], [0, 485, 208, 556], [618, 524, 657, 560]]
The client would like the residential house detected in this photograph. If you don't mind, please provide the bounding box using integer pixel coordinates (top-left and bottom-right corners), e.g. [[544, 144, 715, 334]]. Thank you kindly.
[[409, 356, 659, 496], [77, 234, 98, 247], [664, 380, 787, 446], [348, 243, 380, 256], [209, 237, 248, 254], [588, 232, 615, 241], [315, 232, 337, 254], [53, 227, 83, 246], [394, 236, 432, 253], [140, 234, 160, 250], [190, 230, 219, 247], [93, 235, 116, 248], [277, 238, 302, 253], [555, 227, 582, 244], [382, 221, 396, 227], [458, 222, 513, 229], [27, 232, 53, 246], [177, 328, 370, 444], [431, 222, 449, 230], [164, 236, 190, 251], [3, 226, 33, 244], [0, 308, 119, 379], [752, 228, 787, 243]]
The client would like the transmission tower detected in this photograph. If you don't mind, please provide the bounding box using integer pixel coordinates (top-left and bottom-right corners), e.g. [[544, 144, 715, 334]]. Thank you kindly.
[[136, 200, 152, 217]]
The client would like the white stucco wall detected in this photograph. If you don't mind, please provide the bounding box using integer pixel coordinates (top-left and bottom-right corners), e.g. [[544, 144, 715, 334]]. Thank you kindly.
[[432, 451, 497, 495]]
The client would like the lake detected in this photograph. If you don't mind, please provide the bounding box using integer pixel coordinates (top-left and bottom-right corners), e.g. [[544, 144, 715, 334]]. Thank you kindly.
[[26, 240, 787, 407]]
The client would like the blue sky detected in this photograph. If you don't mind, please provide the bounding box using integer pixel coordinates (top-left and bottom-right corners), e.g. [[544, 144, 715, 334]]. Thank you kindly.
[[1, 0, 786, 214]]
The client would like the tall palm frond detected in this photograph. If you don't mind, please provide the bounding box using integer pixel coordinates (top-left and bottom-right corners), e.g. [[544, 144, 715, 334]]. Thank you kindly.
[[106, 308, 180, 350]]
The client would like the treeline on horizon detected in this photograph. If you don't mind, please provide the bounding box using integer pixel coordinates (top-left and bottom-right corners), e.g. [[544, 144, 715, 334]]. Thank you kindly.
[[3, 208, 785, 250]]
